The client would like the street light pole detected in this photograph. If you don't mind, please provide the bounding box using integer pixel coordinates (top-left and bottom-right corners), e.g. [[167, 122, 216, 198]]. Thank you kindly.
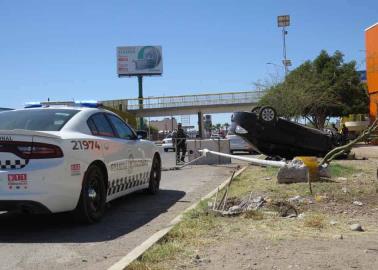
[[277, 15, 291, 77], [282, 26, 288, 76]]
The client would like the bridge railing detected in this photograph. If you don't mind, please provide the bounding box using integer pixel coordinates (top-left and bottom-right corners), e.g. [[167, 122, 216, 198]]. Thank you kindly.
[[103, 91, 266, 111]]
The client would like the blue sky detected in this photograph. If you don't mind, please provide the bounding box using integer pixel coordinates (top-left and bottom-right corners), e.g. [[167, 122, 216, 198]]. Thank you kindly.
[[0, 0, 377, 124]]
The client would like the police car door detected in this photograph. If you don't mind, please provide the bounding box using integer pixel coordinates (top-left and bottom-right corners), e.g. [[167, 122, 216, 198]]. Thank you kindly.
[[106, 114, 149, 197], [87, 113, 129, 200]]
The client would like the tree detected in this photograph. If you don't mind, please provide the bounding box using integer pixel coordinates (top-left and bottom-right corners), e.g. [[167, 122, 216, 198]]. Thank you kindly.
[[259, 50, 369, 128]]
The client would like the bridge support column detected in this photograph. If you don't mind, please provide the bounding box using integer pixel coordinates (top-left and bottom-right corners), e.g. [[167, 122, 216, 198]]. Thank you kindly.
[[198, 111, 204, 138]]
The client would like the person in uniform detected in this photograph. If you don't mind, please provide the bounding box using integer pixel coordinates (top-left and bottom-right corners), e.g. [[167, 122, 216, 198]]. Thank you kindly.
[[173, 123, 187, 163]]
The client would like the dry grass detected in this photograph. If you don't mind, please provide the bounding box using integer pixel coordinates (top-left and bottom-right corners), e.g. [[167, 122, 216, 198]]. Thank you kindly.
[[128, 159, 378, 270], [303, 212, 327, 229]]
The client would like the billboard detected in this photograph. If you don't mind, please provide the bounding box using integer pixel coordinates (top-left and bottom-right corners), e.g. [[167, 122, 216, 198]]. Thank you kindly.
[[117, 46, 163, 76]]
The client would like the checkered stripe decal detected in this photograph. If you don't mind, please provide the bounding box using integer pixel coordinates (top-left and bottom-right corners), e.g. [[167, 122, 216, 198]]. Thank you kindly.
[[108, 171, 150, 196], [0, 159, 29, 170]]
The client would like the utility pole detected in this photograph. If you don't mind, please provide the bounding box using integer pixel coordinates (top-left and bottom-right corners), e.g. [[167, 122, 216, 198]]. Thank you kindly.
[[277, 15, 291, 76]]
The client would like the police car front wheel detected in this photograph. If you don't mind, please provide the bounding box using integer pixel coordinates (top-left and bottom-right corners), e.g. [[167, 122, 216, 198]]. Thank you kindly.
[[147, 156, 161, 195], [74, 164, 106, 224]]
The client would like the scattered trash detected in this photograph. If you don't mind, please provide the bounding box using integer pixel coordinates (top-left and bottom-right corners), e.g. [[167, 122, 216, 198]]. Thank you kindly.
[[341, 187, 348, 193], [330, 220, 338, 225], [337, 177, 348, 181], [353, 201, 364, 206], [315, 194, 328, 202], [350, 223, 364, 232], [288, 195, 303, 203], [333, 234, 343, 240], [297, 213, 305, 219], [264, 177, 271, 180], [287, 195, 313, 204]]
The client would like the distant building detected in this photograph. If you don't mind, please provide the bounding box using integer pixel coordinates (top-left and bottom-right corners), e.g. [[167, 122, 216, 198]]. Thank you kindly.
[[150, 117, 177, 132]]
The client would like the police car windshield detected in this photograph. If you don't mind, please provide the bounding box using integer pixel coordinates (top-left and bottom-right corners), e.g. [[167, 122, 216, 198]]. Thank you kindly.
[[0, 109, 79, 131]]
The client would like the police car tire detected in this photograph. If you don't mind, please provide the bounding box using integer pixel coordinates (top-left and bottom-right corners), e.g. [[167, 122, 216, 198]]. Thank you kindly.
[[147, 156, 161, 195], [74, 164, 106, 224]]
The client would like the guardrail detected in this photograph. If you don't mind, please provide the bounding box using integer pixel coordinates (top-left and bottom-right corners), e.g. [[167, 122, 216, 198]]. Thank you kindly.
[[103, 91, 266, 111]]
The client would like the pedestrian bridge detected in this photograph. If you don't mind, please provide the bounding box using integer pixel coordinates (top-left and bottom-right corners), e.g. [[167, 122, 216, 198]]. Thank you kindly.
[[102, 90, 265, 117]]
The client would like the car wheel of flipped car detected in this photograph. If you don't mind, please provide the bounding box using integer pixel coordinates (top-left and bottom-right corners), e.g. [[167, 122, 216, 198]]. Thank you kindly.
[[75, 164, 106, 224], [251, 106, 261, 114], [164, 148, 168, 152], [147, 155, 161, 195], [259, 106, 277, 123]]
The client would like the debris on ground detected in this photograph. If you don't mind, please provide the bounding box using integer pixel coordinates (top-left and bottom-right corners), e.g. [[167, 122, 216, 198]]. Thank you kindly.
[[288, 195, 314, 204], [350, 223, 364, 232], [333, 234, 344, 240], [210, 193, 299, 218], [353, 201, 364, 206], [210, 194, 267, 216]]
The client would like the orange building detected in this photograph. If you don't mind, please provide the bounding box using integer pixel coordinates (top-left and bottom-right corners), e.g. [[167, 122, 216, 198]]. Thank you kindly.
[[366, 23, 378, 121]]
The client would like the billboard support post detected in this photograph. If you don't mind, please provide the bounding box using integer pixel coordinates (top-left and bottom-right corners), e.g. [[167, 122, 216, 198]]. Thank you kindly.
[[138, 75, 144, 129]]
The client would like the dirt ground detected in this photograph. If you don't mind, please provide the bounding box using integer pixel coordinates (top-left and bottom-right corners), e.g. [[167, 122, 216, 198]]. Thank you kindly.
[[128, 144, 378, 270], [185, 145, 378, 270]]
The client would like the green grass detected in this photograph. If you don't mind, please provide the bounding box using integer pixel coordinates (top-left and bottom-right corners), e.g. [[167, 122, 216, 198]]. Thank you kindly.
[[328, 163, 360, 177]]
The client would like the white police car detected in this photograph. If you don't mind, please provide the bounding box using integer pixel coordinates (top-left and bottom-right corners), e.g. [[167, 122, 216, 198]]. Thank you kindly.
[[0, 102, 161, 223]]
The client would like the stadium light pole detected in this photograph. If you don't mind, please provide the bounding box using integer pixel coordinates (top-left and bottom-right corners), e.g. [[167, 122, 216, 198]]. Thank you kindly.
[[277, 15, 291, 76]]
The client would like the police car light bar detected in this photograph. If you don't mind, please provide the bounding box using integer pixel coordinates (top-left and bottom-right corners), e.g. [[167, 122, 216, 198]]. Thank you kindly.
[[24, 102, 43, 108], [75, 101, 103, 108], [26, 101, 103, 109]]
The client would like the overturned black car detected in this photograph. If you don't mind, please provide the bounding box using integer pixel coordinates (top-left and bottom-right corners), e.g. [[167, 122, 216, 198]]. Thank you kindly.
[[230, 106, 344, 159]]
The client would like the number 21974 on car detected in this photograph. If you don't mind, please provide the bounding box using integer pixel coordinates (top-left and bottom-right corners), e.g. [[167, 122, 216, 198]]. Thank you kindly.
[[0, 103, 161, 223]]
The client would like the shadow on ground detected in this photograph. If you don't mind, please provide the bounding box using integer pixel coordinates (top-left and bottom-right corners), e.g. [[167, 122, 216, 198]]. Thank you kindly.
[[0, 189, 185, 243]]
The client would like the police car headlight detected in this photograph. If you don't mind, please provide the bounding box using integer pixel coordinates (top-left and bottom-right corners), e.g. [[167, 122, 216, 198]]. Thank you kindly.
[[235, 125, 248, 134]]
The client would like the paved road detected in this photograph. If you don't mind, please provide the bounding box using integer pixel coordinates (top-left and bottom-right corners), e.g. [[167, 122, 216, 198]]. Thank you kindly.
[[0, 149, 240, 270]]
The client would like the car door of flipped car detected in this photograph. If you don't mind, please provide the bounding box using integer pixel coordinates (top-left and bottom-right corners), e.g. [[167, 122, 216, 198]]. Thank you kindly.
[[105, 114, 150, 198]]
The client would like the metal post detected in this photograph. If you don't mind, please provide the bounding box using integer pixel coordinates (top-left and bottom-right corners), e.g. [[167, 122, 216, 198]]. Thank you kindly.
[[138, 75, 144, 129], [198, 111, 203, 138], [282, 27, 288, 77]]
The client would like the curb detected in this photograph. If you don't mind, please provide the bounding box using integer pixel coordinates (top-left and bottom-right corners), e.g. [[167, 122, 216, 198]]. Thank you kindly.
[[107, 165, 248, 270]]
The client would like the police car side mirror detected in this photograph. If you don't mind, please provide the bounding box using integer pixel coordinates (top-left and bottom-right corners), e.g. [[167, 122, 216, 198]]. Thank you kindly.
[[136, 130, 148, 140]]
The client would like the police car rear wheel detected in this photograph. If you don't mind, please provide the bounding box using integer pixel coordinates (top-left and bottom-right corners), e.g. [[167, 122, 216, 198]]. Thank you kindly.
[[75, 165, 106, 223], [147, 156, 161, 194]]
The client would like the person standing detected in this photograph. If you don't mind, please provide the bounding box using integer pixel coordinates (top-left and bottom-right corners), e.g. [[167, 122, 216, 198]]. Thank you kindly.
[[173, 123, 187, 163], [341, 124, 349, 144]]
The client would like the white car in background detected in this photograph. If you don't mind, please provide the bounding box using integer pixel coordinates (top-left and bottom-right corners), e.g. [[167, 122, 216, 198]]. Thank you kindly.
[[227, 134, 255, 154], [0, 102, 161, 223], [162, 134, 175, 152]]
